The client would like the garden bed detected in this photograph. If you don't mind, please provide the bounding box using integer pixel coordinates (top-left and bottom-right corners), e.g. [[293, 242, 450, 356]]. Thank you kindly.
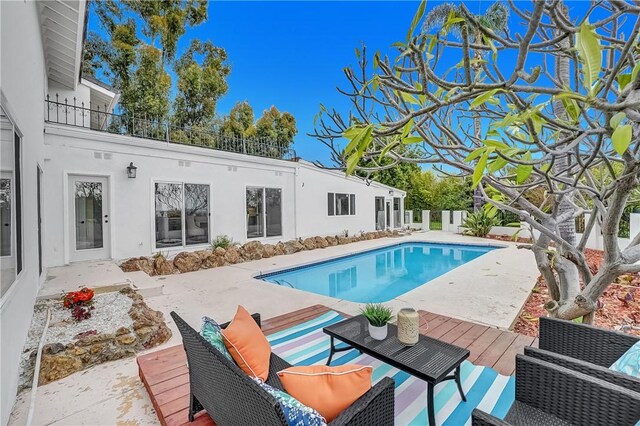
[[513, 248, 640, 337], [18, 287, 171, 391]]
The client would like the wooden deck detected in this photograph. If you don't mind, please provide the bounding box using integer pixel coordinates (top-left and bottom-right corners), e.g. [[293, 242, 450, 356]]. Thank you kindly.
[[138, 305, 537, 426]]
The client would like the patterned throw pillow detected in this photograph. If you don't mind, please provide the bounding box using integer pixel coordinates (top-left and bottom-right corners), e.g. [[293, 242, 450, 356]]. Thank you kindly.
[[610, 341, 640, 378], [200, 316, 233, 361], [253, 378, 327, 426]]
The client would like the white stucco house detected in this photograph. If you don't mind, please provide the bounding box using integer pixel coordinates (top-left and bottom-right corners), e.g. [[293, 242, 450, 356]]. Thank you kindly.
[[0, 2, 405, 422]]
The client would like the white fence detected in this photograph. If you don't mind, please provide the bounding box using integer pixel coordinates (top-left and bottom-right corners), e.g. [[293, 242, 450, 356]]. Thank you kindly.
[[420, 209, 640, 251]]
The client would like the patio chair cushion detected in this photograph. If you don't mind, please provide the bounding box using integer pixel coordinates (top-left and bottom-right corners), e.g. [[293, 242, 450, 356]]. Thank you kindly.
[[200, 316, 233, 361], [610, 341, 640, 378], [277, 364, 373, 422], [221, 305, 271, 381], [252, 378, 327, 426]]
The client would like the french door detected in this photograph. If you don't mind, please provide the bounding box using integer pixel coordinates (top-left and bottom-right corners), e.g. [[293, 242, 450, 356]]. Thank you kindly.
[[68, 175, 110, 262]]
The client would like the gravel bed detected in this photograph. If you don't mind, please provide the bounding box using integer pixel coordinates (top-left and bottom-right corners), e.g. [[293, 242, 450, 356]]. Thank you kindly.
[[18, 291, 134, 390]]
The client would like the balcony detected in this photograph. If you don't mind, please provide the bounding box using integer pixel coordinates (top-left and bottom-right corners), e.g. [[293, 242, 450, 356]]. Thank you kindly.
[[44, 95, 297, 161]]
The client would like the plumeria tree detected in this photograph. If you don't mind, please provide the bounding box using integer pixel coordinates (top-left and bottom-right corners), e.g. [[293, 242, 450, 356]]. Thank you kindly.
[[312, 0, 640, 322]]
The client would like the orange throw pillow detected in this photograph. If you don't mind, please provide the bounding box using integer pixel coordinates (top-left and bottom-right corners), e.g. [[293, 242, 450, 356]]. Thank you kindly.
[[221, 306, 271, 381], [277, 365, 373, 421]]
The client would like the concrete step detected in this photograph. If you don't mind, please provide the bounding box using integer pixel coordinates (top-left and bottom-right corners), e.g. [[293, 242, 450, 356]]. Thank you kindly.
[[126, 271, 164, 298]]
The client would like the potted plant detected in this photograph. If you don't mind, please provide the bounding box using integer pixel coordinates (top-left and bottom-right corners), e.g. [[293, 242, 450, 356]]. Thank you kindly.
[[361, 303, 394, 340]]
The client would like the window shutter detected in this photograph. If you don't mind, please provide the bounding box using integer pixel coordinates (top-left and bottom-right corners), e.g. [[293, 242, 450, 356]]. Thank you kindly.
[[328, 193, 334, 215], [349, 194, 356, 215]]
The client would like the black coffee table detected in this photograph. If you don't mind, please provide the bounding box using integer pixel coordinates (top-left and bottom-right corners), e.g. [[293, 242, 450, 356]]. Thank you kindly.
[[323, 315, 470, 426]]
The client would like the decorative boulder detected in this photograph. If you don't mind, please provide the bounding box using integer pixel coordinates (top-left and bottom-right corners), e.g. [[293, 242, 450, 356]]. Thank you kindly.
[[213, 247, 226, 257], [224, 246, 243, 264], [274, 242, 286, 256], [202, 253, 225, 269], [153, 256, 175, 275], [262, 244, 276, 258], [120, 257, 155, 276], [173, 252, 202, 273], [194, 250, 212, 260], [337, 236, 350, 245], [325, 236, 338, 246], [314, 236, 329, 248], [241, 241, 264, 261], [284, 240, 304, 254], [302, 238, 316, 250]]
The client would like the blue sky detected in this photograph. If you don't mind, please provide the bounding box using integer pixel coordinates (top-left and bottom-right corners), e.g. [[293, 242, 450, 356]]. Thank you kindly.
[[88, 1, 598, 166]]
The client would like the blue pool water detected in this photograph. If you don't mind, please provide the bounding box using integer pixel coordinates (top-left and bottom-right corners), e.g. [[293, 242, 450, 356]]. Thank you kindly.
[[259, 242, 498, 303]]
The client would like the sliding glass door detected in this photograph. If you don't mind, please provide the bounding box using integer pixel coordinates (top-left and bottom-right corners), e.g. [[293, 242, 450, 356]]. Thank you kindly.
[[247, 187, 282, 238], [155, 182, 209, 249]]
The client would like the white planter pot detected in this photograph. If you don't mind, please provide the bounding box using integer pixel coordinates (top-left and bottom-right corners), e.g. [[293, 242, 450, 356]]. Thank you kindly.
[[368, 323, 388, 340]]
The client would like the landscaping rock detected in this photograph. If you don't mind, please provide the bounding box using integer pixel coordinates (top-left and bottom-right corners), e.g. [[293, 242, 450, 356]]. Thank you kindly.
[[274, 242, 286, 256], [302, 238, 316, 250], [39, 355, 82, 385], [120, 256, 154, 276], [326, 236, 338, 246], [314, 236, 329, 248], [337, 236, 350, 245], [262, 244, 276, 258], [173, 252, 202, 273], [202, 253, 225, 269], [284, 240, 304, 254], [241, 241, 264, 261], [224, 246, 243, 264], [153, 256, 175, 275], [213, 247, 226, 257], [194, 250, 212, 260]]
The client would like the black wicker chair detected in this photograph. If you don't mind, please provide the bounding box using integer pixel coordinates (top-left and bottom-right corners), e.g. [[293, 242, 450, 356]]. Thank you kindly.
[[471, 355, 640, 426], [170, 311, 395, 426], [524, 316, 640, 393]]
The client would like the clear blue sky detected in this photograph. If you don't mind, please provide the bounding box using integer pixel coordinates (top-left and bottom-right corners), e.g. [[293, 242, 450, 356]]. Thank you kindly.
[[88, 1, 597, 166]]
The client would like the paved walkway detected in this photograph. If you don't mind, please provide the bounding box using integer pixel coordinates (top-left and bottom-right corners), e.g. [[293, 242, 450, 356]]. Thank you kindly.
[[10, 231, 539, 425]]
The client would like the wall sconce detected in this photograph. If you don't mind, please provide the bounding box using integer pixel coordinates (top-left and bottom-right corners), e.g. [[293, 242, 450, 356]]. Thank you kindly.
[[127, 162, 137, 178], [389, 190, 394, 196]]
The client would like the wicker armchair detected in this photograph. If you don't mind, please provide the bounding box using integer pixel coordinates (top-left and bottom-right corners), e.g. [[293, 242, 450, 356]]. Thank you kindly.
[[524, 316, 640, 393], [471, 354, 640, 426], [170, 311, 395, 426]]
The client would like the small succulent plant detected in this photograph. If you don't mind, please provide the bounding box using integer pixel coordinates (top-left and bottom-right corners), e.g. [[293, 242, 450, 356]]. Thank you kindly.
[[361, 303, 394, 327]]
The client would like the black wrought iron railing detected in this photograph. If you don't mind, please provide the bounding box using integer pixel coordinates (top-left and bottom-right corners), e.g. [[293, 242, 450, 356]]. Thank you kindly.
[[44, 94, 297, 161]]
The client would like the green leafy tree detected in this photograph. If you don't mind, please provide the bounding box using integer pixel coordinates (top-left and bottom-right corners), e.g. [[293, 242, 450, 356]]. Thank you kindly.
[[173, 40, 230, 126], [122, 0, 208, 62], [314, 1, 640, 322], [253, 106, 297, 157], [83, 0, 215, 123], [219, 101, 256, 138]]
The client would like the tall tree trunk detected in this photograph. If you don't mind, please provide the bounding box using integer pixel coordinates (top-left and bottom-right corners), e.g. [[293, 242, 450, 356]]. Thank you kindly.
[[546, 2, 587, 321], [472, 36, 483, 213]]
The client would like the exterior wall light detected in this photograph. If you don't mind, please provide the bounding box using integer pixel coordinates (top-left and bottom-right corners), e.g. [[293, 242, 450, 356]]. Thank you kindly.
[[127, 162, 137, 178], [389, 190, 394, 196]]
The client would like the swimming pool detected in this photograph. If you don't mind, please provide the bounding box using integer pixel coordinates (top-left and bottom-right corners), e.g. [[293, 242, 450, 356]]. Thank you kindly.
[[258, 242, 499, 303]]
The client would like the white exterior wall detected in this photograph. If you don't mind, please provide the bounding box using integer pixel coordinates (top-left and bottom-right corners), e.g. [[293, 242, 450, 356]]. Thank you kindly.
[[46, 81, 91, 127], [296, 163, 404, 238], [43, 126, 405, 266], [0, 2, 48, 423]]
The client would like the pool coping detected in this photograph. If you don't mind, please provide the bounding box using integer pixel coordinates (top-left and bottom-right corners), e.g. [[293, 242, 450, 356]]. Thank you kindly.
[[254, 239, 508, 280]]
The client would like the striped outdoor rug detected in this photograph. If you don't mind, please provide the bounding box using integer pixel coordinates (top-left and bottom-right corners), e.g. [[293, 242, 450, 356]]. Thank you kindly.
[[267, 311, 515, 426]]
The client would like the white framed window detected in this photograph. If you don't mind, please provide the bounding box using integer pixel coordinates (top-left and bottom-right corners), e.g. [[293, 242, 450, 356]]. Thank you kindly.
[[1, 104, 22, 298], [328, 193, 355, 216], [247, 187, 282, 238], [154, 182, 210, 249]]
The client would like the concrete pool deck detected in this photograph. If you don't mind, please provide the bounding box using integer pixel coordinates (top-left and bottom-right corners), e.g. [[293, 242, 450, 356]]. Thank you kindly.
[[10, 231, 539, 425]]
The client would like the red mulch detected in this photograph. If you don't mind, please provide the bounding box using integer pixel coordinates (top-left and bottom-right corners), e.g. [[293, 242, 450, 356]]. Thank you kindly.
[[512, 248, 640, 337]]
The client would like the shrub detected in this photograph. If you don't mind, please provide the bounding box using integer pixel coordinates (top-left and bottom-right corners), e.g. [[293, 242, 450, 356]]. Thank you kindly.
[[360, 303, 394, 327], [211, 234, 236, 249], [462, 209, 499, 237]]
